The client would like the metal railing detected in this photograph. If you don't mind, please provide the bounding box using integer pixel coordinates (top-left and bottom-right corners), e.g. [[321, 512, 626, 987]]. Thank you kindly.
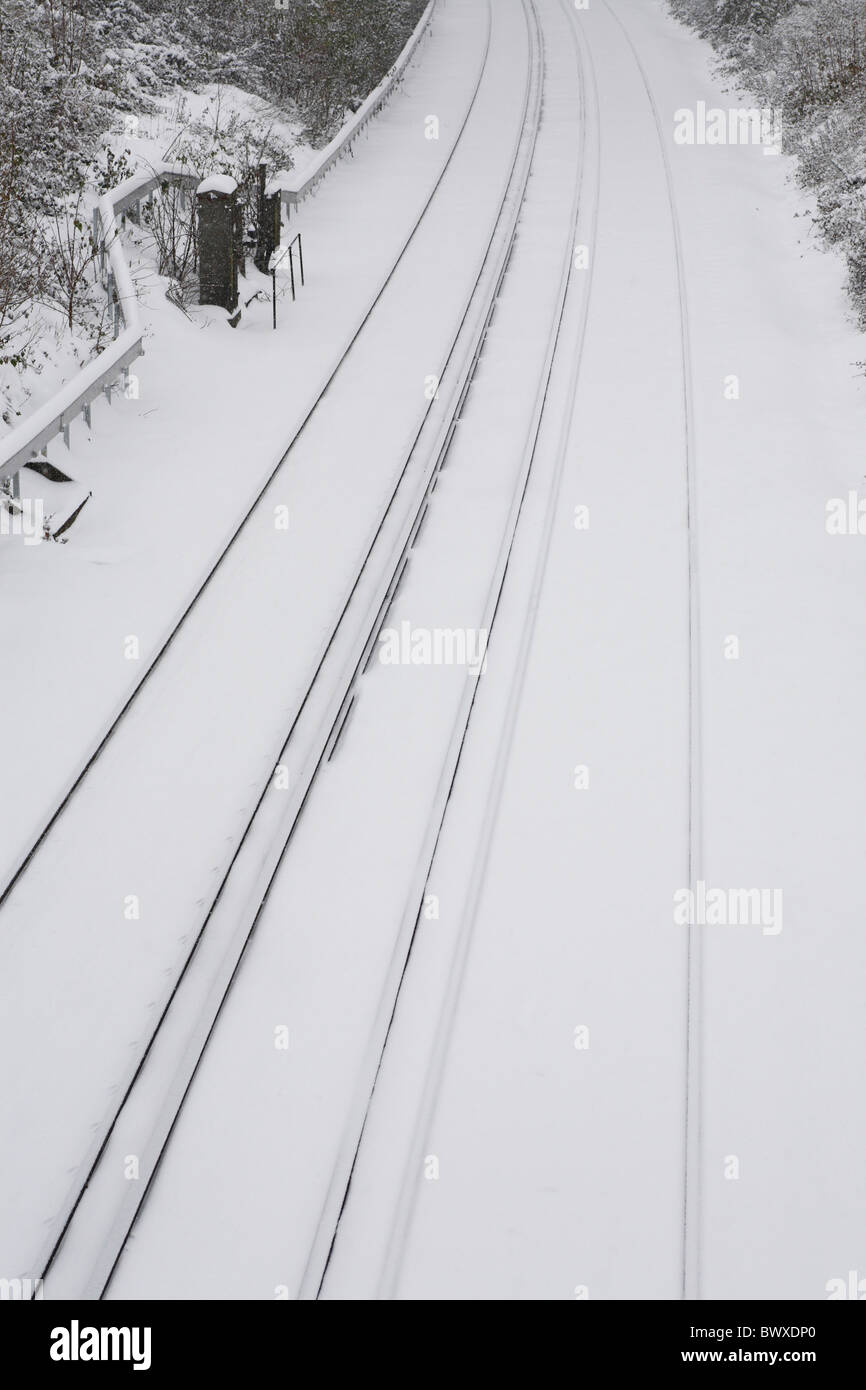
[[270, 0, 436, 217], [270, 233, 305, 328], [0, 163, 197, 486]]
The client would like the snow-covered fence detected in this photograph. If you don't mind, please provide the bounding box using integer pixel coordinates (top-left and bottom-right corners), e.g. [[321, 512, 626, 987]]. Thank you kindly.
[[271, 0, 437, 217], [0, 3, 436, 487], [0, 163, 197, 487]]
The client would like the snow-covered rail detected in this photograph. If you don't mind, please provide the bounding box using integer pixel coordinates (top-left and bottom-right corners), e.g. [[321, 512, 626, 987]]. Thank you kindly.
[[33, 0, 547, 1300], [307, 0, 596, 1298], [0, 10, 487, 926], [272, 0, 436, 214], [0, 164, 196, 486], [2, 0, 503, 1293], [75, 0, 600, 1301]]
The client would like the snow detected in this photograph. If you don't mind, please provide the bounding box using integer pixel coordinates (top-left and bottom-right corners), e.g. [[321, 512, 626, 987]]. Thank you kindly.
[[0, 12, 484, 894], [339, 0, 866, 1301], [195, 174, 237, 197], [0, 0, 498, 1288], [4, 0, 866, 1304], [265, 170, 293, 198]]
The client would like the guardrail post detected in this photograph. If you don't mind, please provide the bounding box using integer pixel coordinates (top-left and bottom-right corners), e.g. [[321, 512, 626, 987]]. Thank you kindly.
[[2, 470, 21, 503], [84, 403, 92, 430]]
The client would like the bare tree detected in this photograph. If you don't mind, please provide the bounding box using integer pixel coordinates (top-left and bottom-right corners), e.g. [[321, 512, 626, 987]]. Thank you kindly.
[[140, 174, 199, 303], [37, 187, 96, 330], [43, 0, 90, 76], [0, 125, 43, 369]]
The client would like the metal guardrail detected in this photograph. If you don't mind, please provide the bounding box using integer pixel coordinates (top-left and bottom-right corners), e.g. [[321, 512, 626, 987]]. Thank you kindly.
[[0, 163, 196, 485], [270, 0, 437, 216]]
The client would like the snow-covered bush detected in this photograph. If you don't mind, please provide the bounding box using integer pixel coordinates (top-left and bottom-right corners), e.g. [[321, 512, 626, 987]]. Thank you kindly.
[[139, 178, 198, 305], [168, 97, 295, 226], [36, 190, 99, 333], [669, 0, 799, 40], [671, 0, 866, 326], [777, 1, 866, 115], [0, 194, 43, 375], [93, 145, 137, 196], [0, 115, 43, 375], [262, 0, 428, 140], [0, 0, 115, 390]]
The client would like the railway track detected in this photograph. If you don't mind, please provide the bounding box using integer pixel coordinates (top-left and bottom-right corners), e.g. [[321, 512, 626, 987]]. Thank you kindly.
[[95, 0, 606, 1304], [37, 0, 544, 1300], [318, 0, 604, 1302], [314, 0, 704, 1302], [598, 0, 703, 1302], [25, 0, 704, 1304], [0, 0, 480, 918]]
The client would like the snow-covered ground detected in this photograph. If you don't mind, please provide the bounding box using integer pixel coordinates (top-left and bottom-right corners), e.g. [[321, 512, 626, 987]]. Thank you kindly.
[[0, 0, 506, 1287], [3, 0, 866, 1302], [0, 8, 469, 883], [336, 0, 866, 1301]]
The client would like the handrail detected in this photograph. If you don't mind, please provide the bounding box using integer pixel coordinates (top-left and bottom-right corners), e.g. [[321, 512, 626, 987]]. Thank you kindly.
[[269, 0, 436, 213], [0, 163, 196, 484], [270, 233, 305, 327]]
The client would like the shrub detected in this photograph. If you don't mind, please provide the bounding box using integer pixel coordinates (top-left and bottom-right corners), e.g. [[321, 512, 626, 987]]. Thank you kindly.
[[671, 0, 866, 326]]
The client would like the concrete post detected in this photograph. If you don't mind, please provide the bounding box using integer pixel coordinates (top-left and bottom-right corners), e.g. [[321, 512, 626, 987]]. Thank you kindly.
[[196, 175, 240, 312], [254, 164, 281, 274]]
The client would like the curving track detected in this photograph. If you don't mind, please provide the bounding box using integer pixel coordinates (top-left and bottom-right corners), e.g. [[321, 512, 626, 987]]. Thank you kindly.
[[0, 0, 488, 918], [0, 0, 537, 1290], [600, 0, 704, 1304], [33, 0, 545, 1300], [12, 0, 854, 1305], [97, 0, 602, 1302], [318, 0, 704, 1301]]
